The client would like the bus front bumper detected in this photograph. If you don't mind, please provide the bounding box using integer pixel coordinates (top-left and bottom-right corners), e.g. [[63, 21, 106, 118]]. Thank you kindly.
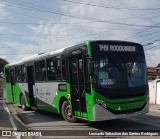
[[93, 99, 149, 121]]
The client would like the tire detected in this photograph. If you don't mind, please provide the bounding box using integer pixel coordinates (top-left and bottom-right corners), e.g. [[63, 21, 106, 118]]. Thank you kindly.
[[21, 95, 27, 111], [61, 101, 77, 123]]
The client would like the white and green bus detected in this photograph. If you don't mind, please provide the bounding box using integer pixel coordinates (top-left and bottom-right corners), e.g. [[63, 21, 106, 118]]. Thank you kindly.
[[4, 40, 149, 122]]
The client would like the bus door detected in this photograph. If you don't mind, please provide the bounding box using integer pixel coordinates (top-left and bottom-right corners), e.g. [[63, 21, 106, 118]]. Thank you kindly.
[[69, 56, 87, 117], [10, 70, 15, 102], [27, 66, 36, 107]]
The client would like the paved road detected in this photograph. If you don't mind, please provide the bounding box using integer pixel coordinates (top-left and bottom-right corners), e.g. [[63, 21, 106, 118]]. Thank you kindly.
[[0, 99, 15, 139], [7, 103, 160, 139]]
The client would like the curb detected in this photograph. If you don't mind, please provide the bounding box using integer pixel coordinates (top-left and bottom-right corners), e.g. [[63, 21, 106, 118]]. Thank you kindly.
[[4, 102, 22, 139]]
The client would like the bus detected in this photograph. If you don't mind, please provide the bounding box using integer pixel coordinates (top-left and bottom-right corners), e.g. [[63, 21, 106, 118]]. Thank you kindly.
[[4, 40, 149, 122]]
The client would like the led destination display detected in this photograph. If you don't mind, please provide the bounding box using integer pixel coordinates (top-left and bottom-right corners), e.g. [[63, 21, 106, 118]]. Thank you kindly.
[[91, 41, 143, 55], [99, 44, 136, 52]]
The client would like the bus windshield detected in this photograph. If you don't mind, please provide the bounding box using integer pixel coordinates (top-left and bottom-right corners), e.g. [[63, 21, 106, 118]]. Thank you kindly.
[[92, 54, 147, 89]]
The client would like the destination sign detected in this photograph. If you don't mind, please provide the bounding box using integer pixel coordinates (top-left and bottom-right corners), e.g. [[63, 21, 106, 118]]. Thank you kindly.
[[99, 44, 136, 52]]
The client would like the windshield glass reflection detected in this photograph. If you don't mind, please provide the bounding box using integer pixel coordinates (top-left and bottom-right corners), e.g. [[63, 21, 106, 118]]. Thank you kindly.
[[93, 57, 147, 89]]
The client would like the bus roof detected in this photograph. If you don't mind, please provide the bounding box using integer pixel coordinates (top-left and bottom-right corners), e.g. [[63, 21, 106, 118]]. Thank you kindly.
[[22, 54, 38, 62], [8, 60, 23, 66], [7, 47, 67, 67], [5, 40, 143, 67], [49, 48, 66, 56]]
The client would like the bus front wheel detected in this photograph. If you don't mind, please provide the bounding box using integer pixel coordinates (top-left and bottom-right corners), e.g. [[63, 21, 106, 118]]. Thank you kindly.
[[61, 101, 77, 123], [21, 95, 27, 111]]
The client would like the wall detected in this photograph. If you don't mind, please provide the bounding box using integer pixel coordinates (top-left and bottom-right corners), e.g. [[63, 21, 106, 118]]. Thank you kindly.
[[148, 79, 160, 104]]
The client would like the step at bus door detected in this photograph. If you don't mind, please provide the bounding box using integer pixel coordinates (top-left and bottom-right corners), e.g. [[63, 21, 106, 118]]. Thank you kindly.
[[27, 66, 37, 107], [69, 56, 87, 118]]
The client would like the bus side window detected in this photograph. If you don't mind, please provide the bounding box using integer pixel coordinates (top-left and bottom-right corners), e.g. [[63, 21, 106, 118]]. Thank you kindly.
[[55, 59, 61, 80], [61, 58, 66, 80], [5, 68, 10, 82], [47, 58, 57, 81], [15, 66, 21, 82], [10, 70, 16, 85], [21, 65, 26, 83], [35, 60, 47, 82]]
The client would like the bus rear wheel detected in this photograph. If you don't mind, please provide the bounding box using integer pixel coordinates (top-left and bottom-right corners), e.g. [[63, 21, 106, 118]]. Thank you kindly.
[[61, 101, 77, 123], [21, 95, 27, 111]]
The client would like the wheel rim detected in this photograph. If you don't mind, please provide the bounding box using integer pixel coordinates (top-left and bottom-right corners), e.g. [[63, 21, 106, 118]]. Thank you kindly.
[[64, 105, 72, 118]]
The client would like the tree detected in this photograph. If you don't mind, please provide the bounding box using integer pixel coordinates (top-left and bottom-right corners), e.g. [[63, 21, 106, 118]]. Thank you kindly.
[[0, 58, 8, 97], [0, 58, 9, 73], [157, 63, 160, 68]]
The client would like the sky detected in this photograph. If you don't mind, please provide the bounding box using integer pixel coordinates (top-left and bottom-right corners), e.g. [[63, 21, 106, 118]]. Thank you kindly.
[[0, 0, 160, 67]]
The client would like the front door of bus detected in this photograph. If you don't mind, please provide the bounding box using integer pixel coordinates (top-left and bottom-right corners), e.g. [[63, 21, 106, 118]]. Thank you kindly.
[[27, 66, 36, 107], [69, 56, 87, 117]]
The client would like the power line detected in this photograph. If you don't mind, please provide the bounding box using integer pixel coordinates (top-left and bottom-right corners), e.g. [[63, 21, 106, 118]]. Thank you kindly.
[[140, 33, 160, 45], [61, 0, 160, 11], [7, 0, 158, 24], [5, 0, 160, 43], [0, 52, 35, 55], [0, 20, 95, 25], [0, 21, 107, 30], [135, 30, 160, 38], [143, 35, 160, 50], [1, 1, 160, 49], [0, 28, 160, 38], [124, 21, 160, 42], [1, 0, 160, 38], [143, 37, 160, 48], [0, 20, 148, 32], [0, 12, 159, 40], [144, 43, 160, 51], [1, 0, 160, 28], [0, 9, 158, 25]]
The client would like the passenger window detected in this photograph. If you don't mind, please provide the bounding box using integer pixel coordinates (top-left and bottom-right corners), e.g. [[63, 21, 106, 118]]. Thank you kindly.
[[47, 57, 61, 81], [15, 66, 21, 82], [21, 65, 27, 83], [5, 68, 10, 82], [61, 58, 66, 80], [35, 60, 47, 81]]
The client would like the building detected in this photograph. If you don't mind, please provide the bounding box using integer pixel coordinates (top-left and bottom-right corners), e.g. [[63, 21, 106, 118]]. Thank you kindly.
[[147, 67, 160, 81]]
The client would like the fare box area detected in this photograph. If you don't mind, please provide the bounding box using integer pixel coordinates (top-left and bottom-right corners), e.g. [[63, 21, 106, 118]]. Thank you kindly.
[[0, 130, 160, 137]]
